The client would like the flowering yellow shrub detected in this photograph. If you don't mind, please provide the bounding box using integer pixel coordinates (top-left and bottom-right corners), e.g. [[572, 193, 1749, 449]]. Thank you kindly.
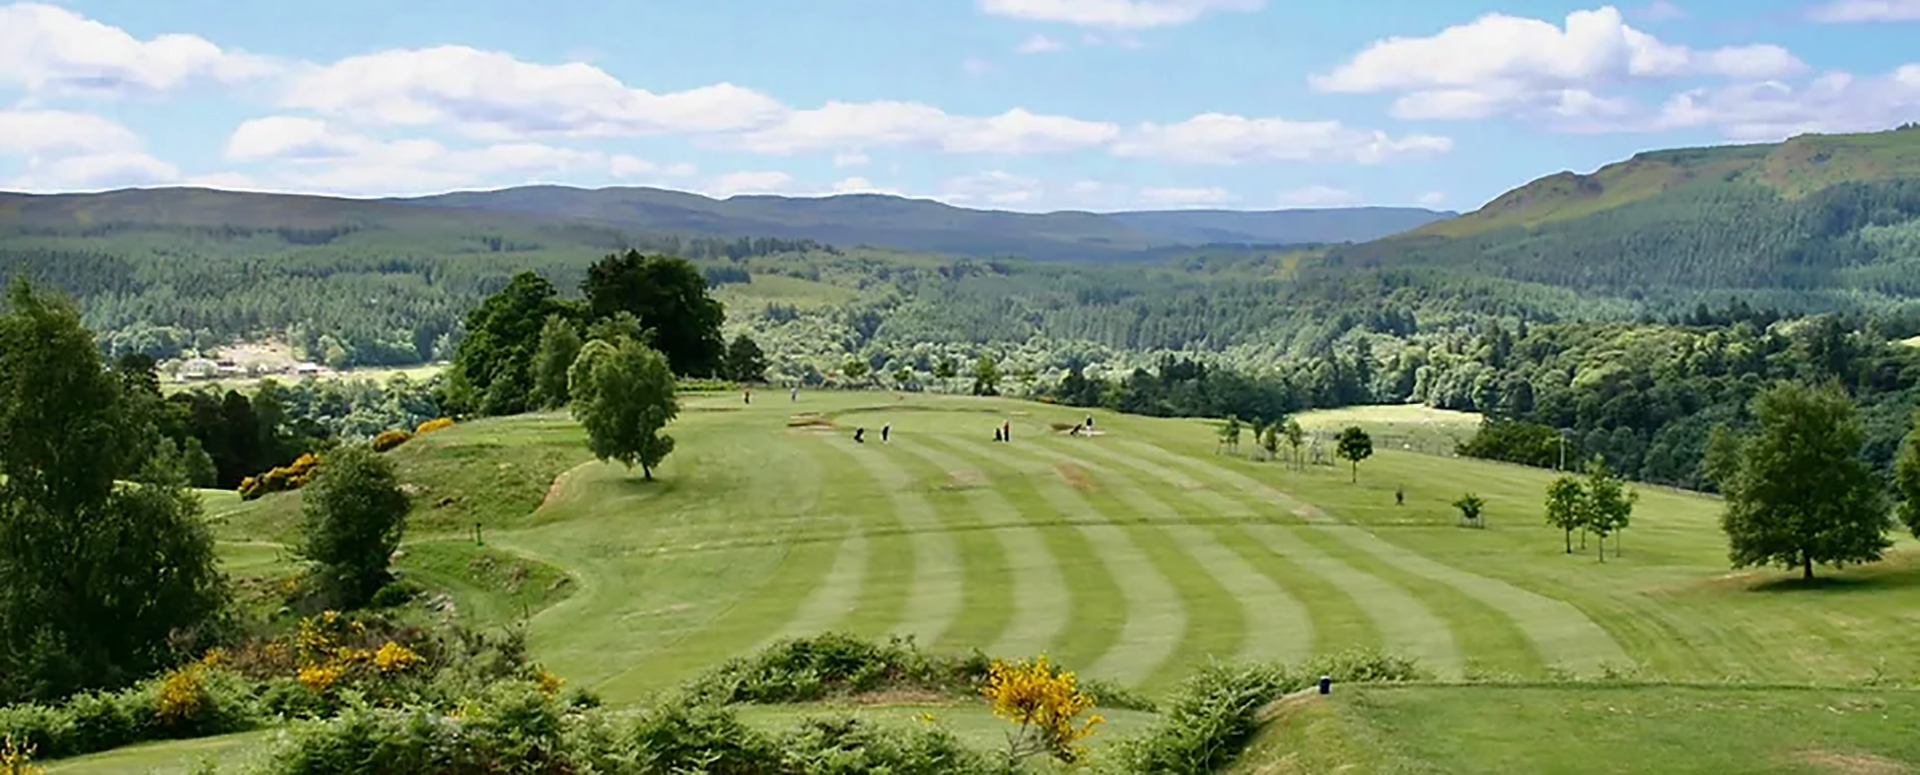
[[154, 665, 209, 726], [416, 417, 455, 435], [373, 641, 424, 673], [0, 736, 42, 775], [297, 664, 344, 691], [372, 429, 413, 453], [981, 655, 1103, 763], [536, 669, 565, 696]]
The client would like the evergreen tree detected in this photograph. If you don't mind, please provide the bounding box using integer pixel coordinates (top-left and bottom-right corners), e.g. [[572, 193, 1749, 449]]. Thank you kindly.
[[725, 334, 767, 383]]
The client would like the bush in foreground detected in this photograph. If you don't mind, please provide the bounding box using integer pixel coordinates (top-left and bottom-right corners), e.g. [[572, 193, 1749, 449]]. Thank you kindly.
[[1113, 649, 1421, 773]]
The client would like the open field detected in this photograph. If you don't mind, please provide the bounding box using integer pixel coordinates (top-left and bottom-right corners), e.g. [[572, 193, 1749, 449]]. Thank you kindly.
[[164, 390, 1920, 770], [162, 363, 446, 395], [206, 392, 1920, 698]]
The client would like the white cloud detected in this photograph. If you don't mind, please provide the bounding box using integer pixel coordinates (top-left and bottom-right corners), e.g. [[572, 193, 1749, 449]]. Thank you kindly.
[[1418, 191, 1448, 207], [1312, 7, 1805, 121], [706, 171, 796, 196], [736, 102, 1119, 154], [938, 170, 1044, 206], [283, 45, 787, 139], [1647, 65, 1920, 140], [1808, 0, 1920, 21], [0, 110, 144, 155], [3, 152, 181, 192], [832, 152, 870, 167], [1136, 186, 1237, 205], [1018, 33, 1067, 53], [0, 2, 281, 96], [830, 176, 903, 195], [215, 116, 693, 195], [980, 0, 1263, 29], [1275, 185, 1361, 206], [1111, 113, 1452, 163]]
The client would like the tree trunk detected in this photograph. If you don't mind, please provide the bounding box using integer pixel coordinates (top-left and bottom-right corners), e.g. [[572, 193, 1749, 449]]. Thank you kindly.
[[1564, 528, 1571, 554], [1597, 534, 1605, 562], [1803, 553, 1814, 580], [1350, 461, 1358, 483], [643, 464, 653, 481]]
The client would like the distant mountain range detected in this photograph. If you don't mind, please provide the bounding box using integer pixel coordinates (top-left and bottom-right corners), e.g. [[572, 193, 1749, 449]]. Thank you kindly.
[[0, 183, 1455, 262]]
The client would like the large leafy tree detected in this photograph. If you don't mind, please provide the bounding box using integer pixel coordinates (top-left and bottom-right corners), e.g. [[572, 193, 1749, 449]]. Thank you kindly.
[[724, 334, 767, 383], [0, 279, 229, 703], [1336, 426, 1373, 483], [298, 445, 410, 609], [530, 314, 584, 410], [582, 250, 725, 378], [1896, 411, 1920, 537], [1720, 382, 1891, 581], [446, 272, 574, 416], [569, 336, 680, 480]]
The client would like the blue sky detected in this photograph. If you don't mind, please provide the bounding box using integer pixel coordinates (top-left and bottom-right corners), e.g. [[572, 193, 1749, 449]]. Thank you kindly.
[[2, 0, 1918, 212]]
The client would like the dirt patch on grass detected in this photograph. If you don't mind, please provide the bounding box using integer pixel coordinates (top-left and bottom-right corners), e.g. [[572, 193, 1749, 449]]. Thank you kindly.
[[787, 413, 837, 431], [540, 465, 584, 509], [1792, 751, 1910, 775], [1053, 462, 1098, 492], [943, 470, 985, 490]]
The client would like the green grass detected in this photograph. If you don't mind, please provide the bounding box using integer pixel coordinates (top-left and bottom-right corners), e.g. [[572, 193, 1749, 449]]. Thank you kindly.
[[1233, 685, 1920, 773], [1900, 335, 1920, 348], [211, 392, 1920, 698], [169, 390, 1920, 769]]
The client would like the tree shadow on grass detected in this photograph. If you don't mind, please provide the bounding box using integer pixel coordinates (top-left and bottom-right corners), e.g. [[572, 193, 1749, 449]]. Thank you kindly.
[[1745, 553, 1920, 595]]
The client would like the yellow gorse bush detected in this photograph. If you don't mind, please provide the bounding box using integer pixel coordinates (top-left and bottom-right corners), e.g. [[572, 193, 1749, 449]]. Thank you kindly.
[[981, 654, 1103, 763], [374, 641, 424, 673], [296, 663, 343, 691], [154, 664, 209, 726], [536, 669, 565, 696], [1, 735, 43, 775], [416, 417, 455, 435]]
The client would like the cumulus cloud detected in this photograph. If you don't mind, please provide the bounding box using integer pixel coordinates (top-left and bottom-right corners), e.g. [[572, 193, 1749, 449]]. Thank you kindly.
[[1648, 65, 1920, 140], [735, 102, 1119, 154], [3, 152, 183, 192], [282, 45, 787, 139], [216, 116, 696, 195], [0, 110, 145, 155], [0, 2, 282, 95], [829, 176, 903, 195], [1111, 113, 1452, 163], [1807, 0, 1920, 21], [979, 0, 1263, 28], [1312, 6, 1805, 121], [937, 170, 1044, 206]]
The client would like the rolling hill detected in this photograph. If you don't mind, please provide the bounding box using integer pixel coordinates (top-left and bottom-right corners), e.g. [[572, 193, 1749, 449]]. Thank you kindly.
[[1329, 126, 1920, 309], [390, 185, 1451, 259]]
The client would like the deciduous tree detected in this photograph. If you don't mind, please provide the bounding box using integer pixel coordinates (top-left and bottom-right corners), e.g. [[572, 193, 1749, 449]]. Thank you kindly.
[[298, 445, 409, 609], [1336, 426, 1373, 483], [1896, 412, 1920, 537], [0, 279, 229, 703], [1720, 382, 1891, 580], [530, 314, 583, 410], [1544, 475, 1586, 554], [582, 250, 725, 378], [725, 334, 767, 383], [570, 338, 680, 480], [1583, 457, 1636, 562], [973, 355, 1002, 396], [1282, 419, 1305, 470]]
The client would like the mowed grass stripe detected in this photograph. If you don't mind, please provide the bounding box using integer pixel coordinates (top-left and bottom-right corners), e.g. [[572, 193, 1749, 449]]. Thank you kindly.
[[1122, 440, 1629, 675], [826, 438, 964, 645], [763, 531, 868, 644], [1318, 524, 1629, 674], [1059, 439, 1459, 673], [890, 439, 1057, 657], [1028, 438, 1317, 665], [927, 436, 1184, 686], [1111, 438, 1330, 524]]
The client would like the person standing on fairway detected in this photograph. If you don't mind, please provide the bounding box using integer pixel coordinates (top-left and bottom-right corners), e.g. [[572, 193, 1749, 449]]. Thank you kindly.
[[882, 423, 891, 443], [1002, 420, 1011, 442], [854, 428, 865, 443], [790, 385, 798, 402]]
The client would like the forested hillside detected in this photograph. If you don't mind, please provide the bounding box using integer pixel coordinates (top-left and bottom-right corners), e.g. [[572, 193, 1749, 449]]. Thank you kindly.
[[1333, 127, 1920, 312]]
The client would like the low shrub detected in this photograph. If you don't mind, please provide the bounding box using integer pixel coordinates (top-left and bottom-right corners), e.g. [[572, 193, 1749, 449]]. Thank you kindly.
[[778, 714, 990, 774], [0, 734, 41, 775], [0, 658, 260, 761], [239, 453, 320, 501], [677, 377, 738, 393], [413, 417, 454, 435], [682, 633, 989, 705], [371, 429, 412, 453], [1114, 649, 1421, 773]]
